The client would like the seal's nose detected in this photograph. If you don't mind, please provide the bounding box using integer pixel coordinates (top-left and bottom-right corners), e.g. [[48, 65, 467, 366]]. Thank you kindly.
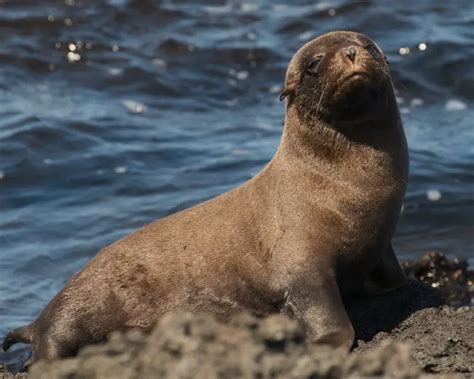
[[345, 46, 357, 62]]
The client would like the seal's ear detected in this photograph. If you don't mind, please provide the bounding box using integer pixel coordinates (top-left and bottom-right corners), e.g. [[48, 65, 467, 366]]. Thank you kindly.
[[279, 82, 296, 102]]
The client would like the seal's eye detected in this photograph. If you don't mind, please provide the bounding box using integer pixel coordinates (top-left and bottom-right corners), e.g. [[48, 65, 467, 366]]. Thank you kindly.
[[306, 56, 323, 76], [365, 43, 380, 59]]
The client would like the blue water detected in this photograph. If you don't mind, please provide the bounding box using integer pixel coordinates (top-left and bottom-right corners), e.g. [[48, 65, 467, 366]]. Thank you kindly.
[[0, 0, 473, 365]]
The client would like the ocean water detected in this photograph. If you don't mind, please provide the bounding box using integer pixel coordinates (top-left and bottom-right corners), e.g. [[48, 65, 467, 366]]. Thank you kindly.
[[0, 0, 473, 365]]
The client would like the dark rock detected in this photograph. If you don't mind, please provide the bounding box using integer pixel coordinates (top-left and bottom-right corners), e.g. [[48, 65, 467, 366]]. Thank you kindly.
[[347, 278, 446, 342], [403, 252, 474, 307], [29, 307, 473, 379], [355, 306, 474, 374]]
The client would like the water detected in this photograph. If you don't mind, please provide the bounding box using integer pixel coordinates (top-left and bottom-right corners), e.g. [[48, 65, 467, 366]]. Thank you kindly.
[[0, 0, 473, 365]]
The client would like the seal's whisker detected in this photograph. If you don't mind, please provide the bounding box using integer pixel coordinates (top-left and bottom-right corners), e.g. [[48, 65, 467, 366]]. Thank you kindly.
[[316, 81, 329, 116]]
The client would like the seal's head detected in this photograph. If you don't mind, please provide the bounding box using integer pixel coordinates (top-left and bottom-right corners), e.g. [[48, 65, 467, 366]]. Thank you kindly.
[[282, 31, 394, 128]]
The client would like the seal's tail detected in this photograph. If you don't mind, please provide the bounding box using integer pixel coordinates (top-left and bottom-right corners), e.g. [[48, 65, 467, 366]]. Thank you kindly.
[[2, 325, 33, 351]]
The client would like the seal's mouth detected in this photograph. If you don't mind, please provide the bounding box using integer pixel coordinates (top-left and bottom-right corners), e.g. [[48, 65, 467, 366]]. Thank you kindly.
[[330, 70, 382, 122], [337, 70, 374, 93], [341, 71, 371, 84], [314, 72, 381, 124]]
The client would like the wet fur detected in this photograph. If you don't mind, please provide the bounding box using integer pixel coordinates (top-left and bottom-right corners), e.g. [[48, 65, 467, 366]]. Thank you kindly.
[[4, 31, 408, 362]]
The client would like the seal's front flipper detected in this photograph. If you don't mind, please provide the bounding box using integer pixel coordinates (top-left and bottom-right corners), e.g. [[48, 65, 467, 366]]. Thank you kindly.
[[284, 273, 354, 350], [362, 243, 407, 296]]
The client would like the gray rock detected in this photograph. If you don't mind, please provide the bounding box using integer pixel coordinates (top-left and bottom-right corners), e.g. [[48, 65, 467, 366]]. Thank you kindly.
[[29, 305, 473, 379]]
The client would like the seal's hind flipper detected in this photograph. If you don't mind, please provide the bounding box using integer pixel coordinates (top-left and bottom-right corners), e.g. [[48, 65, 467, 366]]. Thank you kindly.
[[2, 325, 32, 351], [362, 243, 407, 296]]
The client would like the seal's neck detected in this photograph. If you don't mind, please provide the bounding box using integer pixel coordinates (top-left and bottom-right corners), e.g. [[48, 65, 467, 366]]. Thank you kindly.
[[278, 104, 406, 169]]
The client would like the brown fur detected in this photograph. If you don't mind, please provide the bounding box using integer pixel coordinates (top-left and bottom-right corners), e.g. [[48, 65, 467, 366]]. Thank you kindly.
[[3, 31, 408, 362]]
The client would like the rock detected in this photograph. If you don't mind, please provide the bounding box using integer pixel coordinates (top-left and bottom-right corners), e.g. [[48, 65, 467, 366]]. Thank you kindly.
[[355, 307, 474, 374], [29, 307, 473, 379], [347, 278, 445, 342], [403, 252, 474, 307], [345, 341, 421, 378]]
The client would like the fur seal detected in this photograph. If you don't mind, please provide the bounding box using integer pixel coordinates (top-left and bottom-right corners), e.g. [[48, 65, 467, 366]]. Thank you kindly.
[[3, 31, 408, 362]]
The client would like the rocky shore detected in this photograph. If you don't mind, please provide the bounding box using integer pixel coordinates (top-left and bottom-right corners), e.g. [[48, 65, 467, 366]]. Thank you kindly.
[[1, 252, 473, 379]]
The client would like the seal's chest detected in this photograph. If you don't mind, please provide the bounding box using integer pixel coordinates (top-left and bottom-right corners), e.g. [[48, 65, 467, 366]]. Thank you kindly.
[[317, 183, 402, 246]]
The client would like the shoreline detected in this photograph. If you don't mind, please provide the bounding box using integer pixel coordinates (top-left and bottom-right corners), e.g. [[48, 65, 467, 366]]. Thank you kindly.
[[1, 252, 472, 378]]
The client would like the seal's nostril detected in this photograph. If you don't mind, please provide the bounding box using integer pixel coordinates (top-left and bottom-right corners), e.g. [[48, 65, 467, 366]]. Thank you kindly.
[[345, 46, 356, 62]]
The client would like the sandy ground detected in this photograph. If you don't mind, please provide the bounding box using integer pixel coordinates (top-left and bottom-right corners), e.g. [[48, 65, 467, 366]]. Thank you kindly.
[[1, 252, 473, 378]]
